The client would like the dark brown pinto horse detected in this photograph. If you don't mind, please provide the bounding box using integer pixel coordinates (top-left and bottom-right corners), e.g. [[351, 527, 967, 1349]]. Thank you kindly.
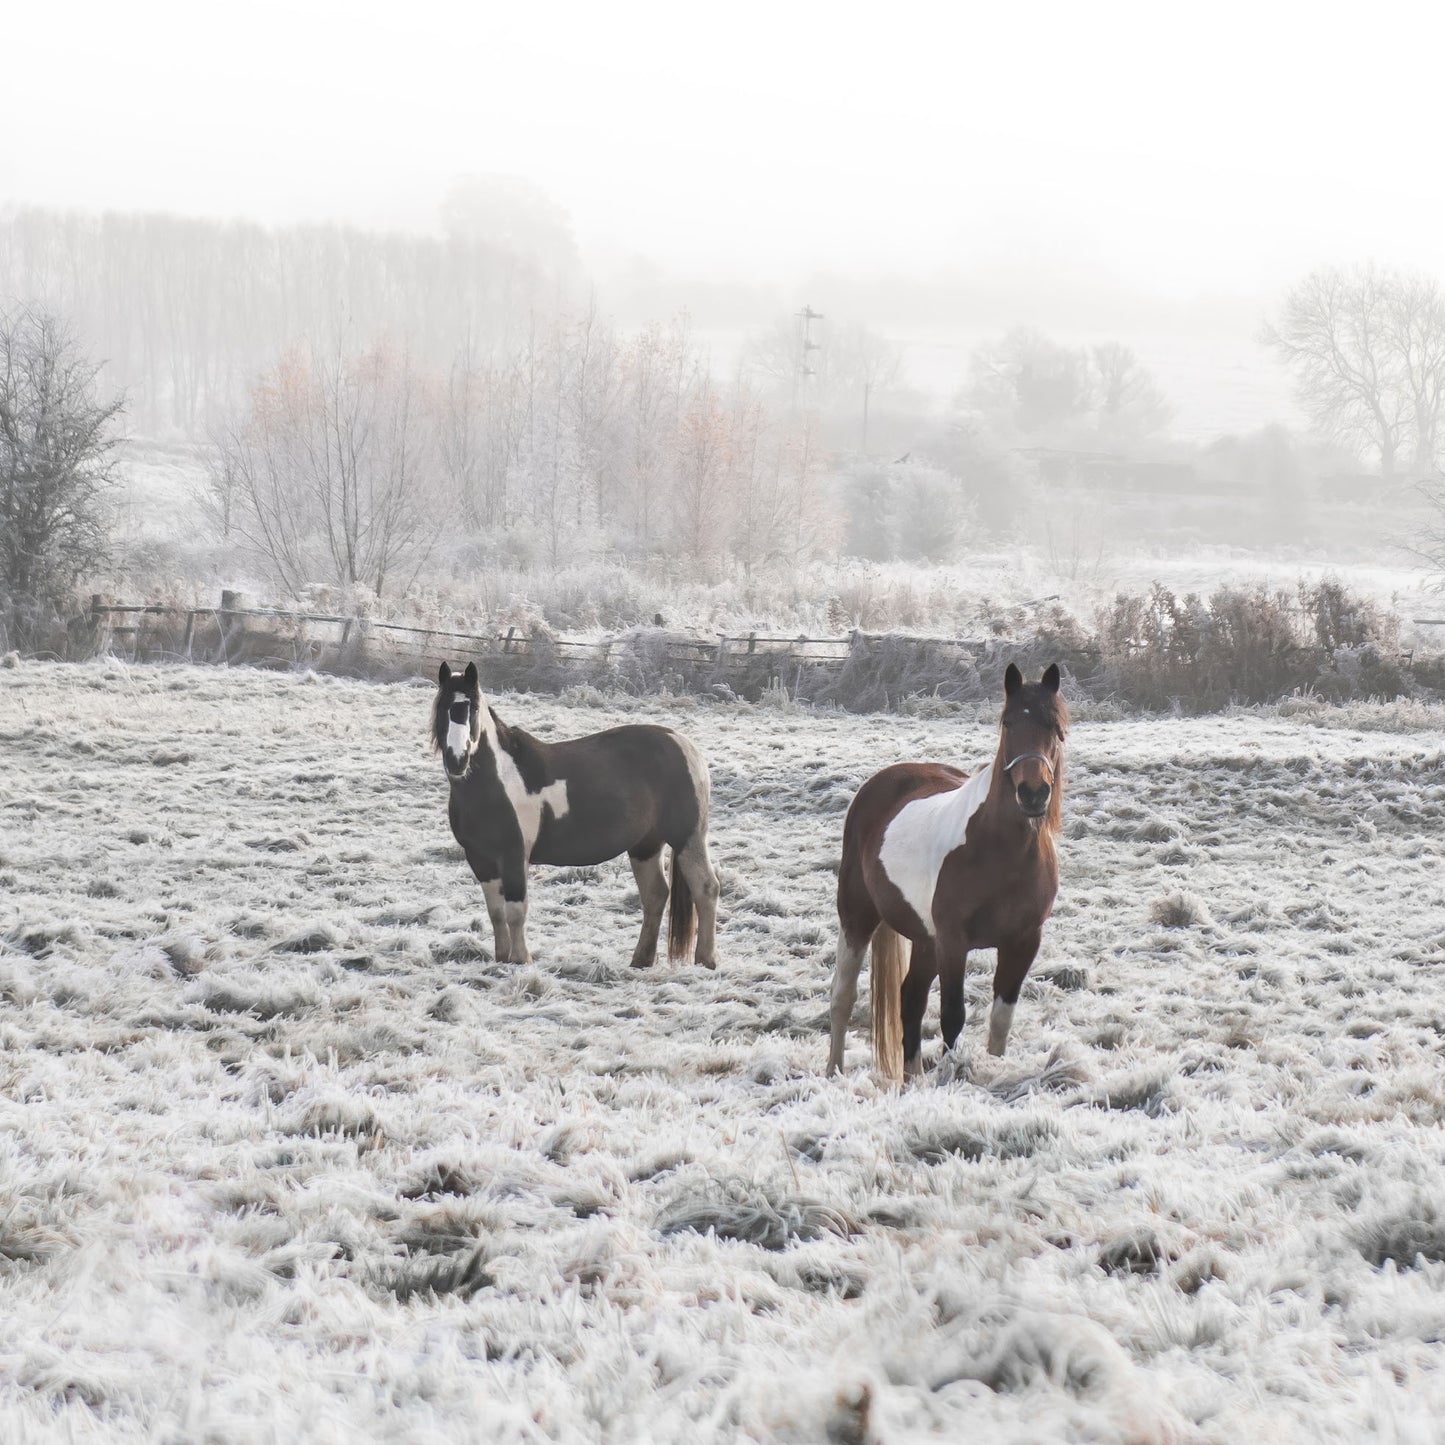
[[827, 663, 1067, 1081], [432, 662, 720, 969]]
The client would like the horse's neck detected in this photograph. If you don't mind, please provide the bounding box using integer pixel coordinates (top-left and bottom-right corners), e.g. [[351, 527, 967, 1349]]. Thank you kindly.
[[981, 745, 1045, 847], [490, 714, 547, 776]]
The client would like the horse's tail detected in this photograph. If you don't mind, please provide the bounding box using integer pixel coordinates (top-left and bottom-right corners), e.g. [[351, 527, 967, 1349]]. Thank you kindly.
[[869, 923, 910, 1083], [668, 848, 697, 962]]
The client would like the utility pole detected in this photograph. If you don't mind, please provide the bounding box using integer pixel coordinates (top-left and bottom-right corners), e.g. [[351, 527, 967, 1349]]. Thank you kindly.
[[793, 304, 824, 413]]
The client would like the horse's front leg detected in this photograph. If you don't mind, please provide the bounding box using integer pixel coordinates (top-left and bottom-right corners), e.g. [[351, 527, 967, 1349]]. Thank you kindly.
[[989, 928, 1041, 1057], [465, 853, 512, 963], [501, 852, 532, 965]]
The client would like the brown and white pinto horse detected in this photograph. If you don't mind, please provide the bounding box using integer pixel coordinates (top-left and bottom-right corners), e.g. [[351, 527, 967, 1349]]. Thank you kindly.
[[432, 662, 720, 969], [827, 663, 1067, 1081]]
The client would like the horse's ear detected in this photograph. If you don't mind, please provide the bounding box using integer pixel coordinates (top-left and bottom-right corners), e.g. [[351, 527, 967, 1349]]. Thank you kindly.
[[1041, 662, 1061, 693], [1004, 662, 1023, 697], [464, 661, 478, 689], [438, 661, 451, 686]]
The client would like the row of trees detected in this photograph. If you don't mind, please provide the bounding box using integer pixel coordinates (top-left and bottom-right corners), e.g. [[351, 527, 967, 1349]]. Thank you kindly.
[[962, 329, 1172, 448], [207, 316, 840, 596], [0, 190, 567, 436]]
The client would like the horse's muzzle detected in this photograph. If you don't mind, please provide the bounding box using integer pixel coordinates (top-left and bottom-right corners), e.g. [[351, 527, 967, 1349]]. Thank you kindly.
[[1016, 783, 1051, 818]]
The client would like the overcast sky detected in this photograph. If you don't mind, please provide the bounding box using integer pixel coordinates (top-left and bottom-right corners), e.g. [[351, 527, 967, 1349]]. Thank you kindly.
[[6, 0, 1441, 303]]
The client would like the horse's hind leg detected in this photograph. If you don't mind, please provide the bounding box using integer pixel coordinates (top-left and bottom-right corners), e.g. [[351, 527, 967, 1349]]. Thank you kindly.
[[827, 929, 870, 1075], [830, 832, 879, 1075], [938, 944, 969, 1054], [900, 938, 937, 1080], [628, 849, 669, 969], [676, 832, 720, 970]]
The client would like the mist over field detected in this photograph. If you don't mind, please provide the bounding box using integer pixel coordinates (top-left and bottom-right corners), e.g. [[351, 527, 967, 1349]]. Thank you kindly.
[[6, 3, 1445, 1442]]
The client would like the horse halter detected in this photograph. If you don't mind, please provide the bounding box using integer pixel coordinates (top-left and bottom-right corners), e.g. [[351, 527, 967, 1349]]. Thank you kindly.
[[1003, 751, 1056, 780]]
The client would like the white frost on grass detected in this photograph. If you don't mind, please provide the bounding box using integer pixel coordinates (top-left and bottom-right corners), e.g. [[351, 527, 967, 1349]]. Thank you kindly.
[[2, 661, 1445, 1439]]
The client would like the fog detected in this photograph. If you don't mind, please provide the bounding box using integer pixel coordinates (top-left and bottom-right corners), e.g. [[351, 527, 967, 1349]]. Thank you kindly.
[[4, 0, 1444, 651], [8, 0, 1441, 305]]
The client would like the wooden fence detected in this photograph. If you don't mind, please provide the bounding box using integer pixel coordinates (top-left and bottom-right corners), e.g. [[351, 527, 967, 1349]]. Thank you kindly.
[[81, 591, 1081, 700]]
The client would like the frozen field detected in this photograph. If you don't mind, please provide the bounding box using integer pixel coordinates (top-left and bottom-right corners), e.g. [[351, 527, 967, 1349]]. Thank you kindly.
[[5, 662, 1445, 1442]]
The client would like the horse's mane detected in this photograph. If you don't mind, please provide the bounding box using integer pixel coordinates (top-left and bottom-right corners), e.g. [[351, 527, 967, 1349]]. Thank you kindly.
[[429, 683, 449, 755]]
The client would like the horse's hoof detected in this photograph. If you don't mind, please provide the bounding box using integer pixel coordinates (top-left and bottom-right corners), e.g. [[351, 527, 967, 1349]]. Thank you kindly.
[[696, 956, 717, 971], [630, 956, 655, 970]]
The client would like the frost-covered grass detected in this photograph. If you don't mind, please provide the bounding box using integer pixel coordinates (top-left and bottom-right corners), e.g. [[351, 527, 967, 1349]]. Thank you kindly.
[[4, 661, 1445, 1441]]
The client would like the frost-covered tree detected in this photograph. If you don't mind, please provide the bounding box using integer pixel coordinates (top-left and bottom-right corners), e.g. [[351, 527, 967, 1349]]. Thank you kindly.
[[210, 340, 443, 598], [1263, 265, 1445, 478], [967, 328, 1095, 441], [1091, 341, 1171, 445], [0, 307, 124, 632]]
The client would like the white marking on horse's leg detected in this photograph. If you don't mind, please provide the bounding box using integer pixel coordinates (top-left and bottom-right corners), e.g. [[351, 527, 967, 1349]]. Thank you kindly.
[[628, 853, 669, 969], [481, 880, 511, 961], [903, 1052, 924, 1081], [827, 933, 866, 1075], [503, 900, 531, 964], [677, 833, 720, 969], [987, 998, 1016, 1057]]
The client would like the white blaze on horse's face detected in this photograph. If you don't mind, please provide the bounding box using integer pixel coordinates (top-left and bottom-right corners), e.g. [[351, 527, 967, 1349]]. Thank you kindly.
[[445, 709, 472, 772]]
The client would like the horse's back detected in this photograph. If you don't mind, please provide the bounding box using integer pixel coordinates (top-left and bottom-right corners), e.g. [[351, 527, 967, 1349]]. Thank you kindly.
[[549, 724, 703, 802], [844, 762, 968, 849], [531, 723, 706, 865], [837, 762, 967, 934]]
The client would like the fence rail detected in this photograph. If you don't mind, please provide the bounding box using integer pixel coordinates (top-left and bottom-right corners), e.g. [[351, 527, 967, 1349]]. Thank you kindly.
[[69, 590, 1445, 713], [82, 591, 1080, 684]]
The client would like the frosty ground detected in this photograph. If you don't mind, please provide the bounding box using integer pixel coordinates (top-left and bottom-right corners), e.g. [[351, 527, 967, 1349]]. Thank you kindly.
[[4, 663, 1445, 1443]]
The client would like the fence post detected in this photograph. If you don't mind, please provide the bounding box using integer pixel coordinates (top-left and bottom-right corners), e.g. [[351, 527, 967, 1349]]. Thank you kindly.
[[182, 610, 197, 658], [504, 625, 517, 655], [217, 590, 245, 663], [747, 632, 757, 655]]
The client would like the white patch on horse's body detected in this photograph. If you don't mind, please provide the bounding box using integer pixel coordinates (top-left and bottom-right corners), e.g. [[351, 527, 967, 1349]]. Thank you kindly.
[[493, 747, 570, 857], [878, 762, 993, 936], [987, 997, 1016, 1056]]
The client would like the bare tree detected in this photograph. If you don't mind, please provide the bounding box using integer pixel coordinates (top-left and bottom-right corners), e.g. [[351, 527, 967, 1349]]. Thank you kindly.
[[725, 376, 787, 577], [0, 307, 124, 634], [1091, 341, 1171, 445], [1386, 274, 1445, 473], [671, 377, 729, 565], [619, 316, 694, 553], [1263, 266, 1412, 477], [966, 327, 1095, 441], [211, 340, 443, 598]]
